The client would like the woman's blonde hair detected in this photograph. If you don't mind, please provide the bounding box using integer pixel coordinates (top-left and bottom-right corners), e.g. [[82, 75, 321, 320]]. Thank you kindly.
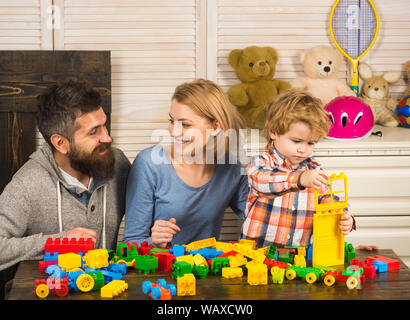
[[172, 78, 246, 159], [265, 89, 331, 149]]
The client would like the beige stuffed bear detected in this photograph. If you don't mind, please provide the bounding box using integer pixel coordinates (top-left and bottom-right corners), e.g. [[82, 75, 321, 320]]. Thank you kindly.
[[358, 62, 401, 127], [291, 45, 356, 106], [402, 60, 410, 99]]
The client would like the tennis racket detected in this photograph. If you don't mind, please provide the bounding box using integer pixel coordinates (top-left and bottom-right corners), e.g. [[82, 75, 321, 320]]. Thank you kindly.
[[329, 0, 379, 96]]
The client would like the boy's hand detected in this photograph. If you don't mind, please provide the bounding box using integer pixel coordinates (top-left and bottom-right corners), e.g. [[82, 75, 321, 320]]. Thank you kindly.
[[339, 213, 354, 235], [299, 170, 329, 190], [151, 218, 180, 248]]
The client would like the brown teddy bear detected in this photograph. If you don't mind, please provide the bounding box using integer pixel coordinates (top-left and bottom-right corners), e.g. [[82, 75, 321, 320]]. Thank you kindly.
[[358, 62, 401, 127], [227, 46, 290, 129], [402, 60, 410, 99], [290, 45, 356, 106]]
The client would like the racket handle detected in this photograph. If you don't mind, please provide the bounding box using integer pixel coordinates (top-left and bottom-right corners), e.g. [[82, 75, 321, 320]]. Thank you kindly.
[[351, 61, 359, 96]]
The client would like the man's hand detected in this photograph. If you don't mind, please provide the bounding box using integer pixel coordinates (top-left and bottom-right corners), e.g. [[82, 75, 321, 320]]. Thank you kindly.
[[151, 218, 181, 248], [66, 227, 97, 243]]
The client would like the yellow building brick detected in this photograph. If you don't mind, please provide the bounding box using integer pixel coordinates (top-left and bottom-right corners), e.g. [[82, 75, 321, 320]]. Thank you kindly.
[[58, 252, 82, 271], [83, 249, 109, 269], [100, 280, 128, 298], [222, 267, 243, 279], [177, 273, 196, 296], [247, 263, 268, 286]]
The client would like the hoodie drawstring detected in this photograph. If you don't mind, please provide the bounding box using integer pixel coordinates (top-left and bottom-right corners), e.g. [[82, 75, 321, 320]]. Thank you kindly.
[[56, 181, 107, 249]]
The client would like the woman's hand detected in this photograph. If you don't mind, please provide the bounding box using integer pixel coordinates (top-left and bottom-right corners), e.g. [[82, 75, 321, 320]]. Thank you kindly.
[[151, 218, 181, 248]]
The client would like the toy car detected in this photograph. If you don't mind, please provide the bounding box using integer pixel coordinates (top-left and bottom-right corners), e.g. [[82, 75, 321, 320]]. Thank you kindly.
[[142, 279, 176, 300], [321, 265, 364, 289], [285, 265, 325, 284]]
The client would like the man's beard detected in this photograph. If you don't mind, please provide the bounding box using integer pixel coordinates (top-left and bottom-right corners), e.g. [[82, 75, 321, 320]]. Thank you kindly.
[[68, 142, 115, 180]]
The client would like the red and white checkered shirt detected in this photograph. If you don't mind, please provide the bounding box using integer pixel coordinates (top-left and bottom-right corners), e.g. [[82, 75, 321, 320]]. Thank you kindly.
[[240, 148, 329, 248]]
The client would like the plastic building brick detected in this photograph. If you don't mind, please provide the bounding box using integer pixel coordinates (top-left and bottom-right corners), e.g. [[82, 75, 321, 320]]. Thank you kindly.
[[210, 257, 229, 276], [232, 243, 266, 264], [294, 254, 306, 267], [170, 245, 186, 258], [104, 263, 127, 275], [152, 252, 175, 271], [372, 255, 400, 271], [83, 249, 109, 269], [177, 273, 196, 296], [312, 172, 348, 267], [192, 253, 208, 267], [192, 265, 209, 279], [58, 252, 82, 271], [345, 242, 356, 263], [215, 241, 235, 253], [297, 247, 307, 257], [44, 237, 94, 254], [228, 254, 247, 268], [239, 239, 256, 250], [45, 265, 67, 279], [176, 254, 195, 266], [142, 279, 176, 300], [266, 245, 277, 259], [100, 280, 128, 298], [271, 266, 285, 284], [277, 250, 293, 264], [222, 267, 243, 279], [172, 261, 193, 279], [185, 237, 216, 253], [247, 263, 268, 285], [264, 258, 291, 271], [190, 248, 222, 260], [138, 241, 155, 255], [307, 244, 312, 262], [372, 260, 388, 273], [134, 255, 158, 274]]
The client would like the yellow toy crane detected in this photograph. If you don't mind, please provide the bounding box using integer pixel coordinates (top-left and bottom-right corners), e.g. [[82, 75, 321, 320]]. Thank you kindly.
[[312, 172, 349, 267]]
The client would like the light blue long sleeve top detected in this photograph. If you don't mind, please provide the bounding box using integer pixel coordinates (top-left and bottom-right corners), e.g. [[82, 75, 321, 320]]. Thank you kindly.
[[123, 144, 249, 246]]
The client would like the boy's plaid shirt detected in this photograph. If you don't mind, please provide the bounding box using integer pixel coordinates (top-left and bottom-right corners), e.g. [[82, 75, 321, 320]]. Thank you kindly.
[[240, 147, 326, 248]]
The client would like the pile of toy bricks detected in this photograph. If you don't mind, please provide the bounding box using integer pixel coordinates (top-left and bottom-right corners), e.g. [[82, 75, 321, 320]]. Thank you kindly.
[[34, 238, 129, 299]]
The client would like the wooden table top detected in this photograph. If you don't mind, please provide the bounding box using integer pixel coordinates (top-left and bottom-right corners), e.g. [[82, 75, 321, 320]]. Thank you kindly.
[[7, 249, 410, 300]]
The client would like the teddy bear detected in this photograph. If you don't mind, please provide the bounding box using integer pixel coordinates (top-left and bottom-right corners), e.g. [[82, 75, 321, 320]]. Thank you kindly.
[[227, 46, 290, 129], [358, 62, 401, 127], [290, 45, 356, 106], [402, 60, 410, 99]]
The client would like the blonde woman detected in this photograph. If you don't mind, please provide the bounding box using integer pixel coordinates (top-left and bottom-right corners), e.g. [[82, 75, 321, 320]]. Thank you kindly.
[[123, 79, 249, 248]]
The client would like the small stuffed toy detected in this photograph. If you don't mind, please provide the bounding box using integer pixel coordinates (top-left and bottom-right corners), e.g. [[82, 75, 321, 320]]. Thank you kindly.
[[358, 62, 401, 127], [402, 60, 410, 99], [290, 45, 356, 106], [227, 46, 290, 129]]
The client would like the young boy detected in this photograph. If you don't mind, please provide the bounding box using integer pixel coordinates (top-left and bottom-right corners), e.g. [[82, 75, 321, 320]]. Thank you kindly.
[[240, 89, 355, 248]]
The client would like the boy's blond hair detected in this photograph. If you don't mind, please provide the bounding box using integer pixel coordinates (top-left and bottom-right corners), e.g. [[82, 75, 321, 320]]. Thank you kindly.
[[265, 89, 331, 149]]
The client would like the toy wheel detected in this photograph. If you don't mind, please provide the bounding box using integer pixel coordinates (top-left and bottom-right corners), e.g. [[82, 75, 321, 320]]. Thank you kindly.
[[167, 284, 177, 296], [305, 272, 317, 284], [142, 281, 152, 294], [117, 260, 127, 264], [285, 269, 297, 280], [324, 275, 336, 287], [157, 279, 167, 288], [346, 276, 358, 289], [76, 274, 95, 292], [35, 284, 49, 298], [55, 283, 69, 297], [151, 286, 161, 300]]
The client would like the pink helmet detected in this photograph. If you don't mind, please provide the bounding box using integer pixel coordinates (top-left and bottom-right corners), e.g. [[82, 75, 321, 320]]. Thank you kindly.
[[324, 96, 374, 140]]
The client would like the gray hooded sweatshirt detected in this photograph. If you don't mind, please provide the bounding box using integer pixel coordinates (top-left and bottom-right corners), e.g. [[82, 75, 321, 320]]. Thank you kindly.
[[0, 143, 130, 271]]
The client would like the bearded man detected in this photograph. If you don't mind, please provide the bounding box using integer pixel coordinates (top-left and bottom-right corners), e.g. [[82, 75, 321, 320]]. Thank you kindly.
[[0, 80, 130, 297]]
